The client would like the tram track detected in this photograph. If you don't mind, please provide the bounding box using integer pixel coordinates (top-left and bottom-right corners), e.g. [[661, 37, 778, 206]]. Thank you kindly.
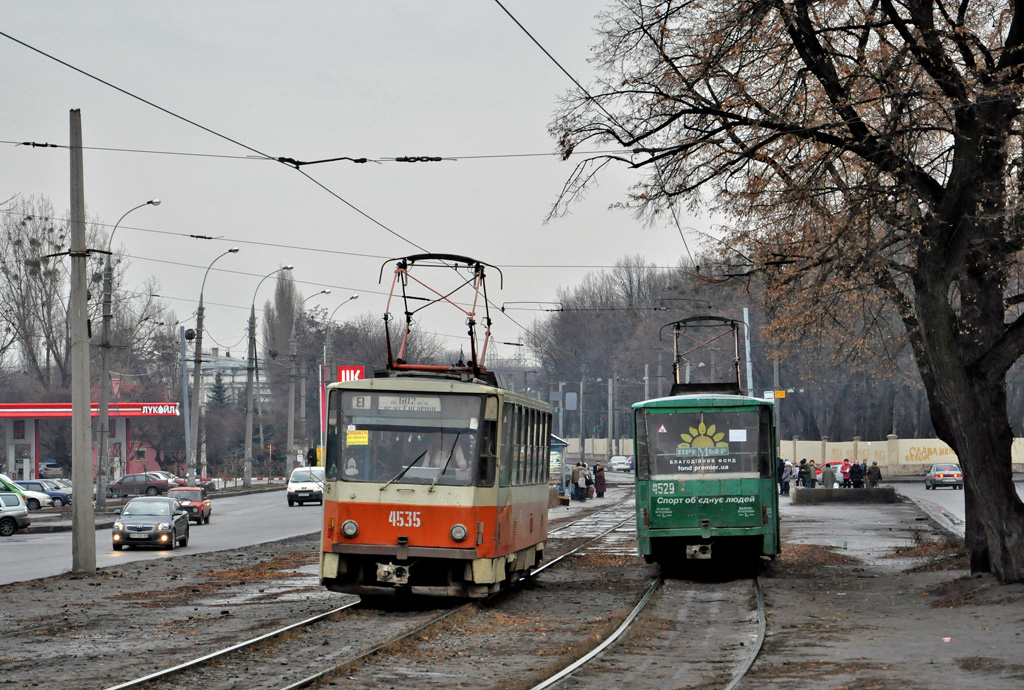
[[103, 493, 639, 690]]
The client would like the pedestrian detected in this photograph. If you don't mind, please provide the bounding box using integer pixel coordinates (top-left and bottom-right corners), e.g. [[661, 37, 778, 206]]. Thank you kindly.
[[777, 457, 786, 495], [866, 461, 883, 488], [820, 463, 837, 489], [808, 460, 818, 488], [860, 459, 868, 478], [579, 463, 591, 501], [797, 459, 808, 488], [570, 463, 582, 501], [840, 459, 852, 488], [781, 460, 794, 496], [849, 460, 864, 488], [593, 463, 606, 498]]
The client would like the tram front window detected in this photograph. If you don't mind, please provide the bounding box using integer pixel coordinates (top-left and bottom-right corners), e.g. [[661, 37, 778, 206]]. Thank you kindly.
[[328, 390, 482, 486], [638, 408, 770, 476]]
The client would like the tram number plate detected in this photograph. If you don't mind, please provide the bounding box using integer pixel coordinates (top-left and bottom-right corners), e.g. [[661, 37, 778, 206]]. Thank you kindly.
[[651, 482, 678, 495], [388, 510, 421, 528]]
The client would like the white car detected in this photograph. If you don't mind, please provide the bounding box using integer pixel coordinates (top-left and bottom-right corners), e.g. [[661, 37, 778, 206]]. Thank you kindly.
[[609, 456, 632, 472], [0, 473, 54, 510], [287, 466, 324, 506]]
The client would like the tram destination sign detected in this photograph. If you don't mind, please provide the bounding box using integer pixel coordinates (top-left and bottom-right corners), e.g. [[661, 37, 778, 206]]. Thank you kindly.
[[378, 395, 442, 413]]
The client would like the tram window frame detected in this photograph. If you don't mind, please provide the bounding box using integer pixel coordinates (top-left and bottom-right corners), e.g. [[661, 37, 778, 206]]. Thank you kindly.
[[527, 408, 536, 484], [541, 413, 550, 482]]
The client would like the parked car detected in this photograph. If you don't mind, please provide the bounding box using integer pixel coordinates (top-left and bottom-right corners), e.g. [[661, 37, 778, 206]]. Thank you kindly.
[[925, 463, 963, 490], [286, 466, 324, 506], [15, 479, 72, 507], [0, 473, 53, 510], [149, 471, 187, 488], [107, 473, 171, 497], [39, 461, 63, 479], [0, 491, 31, 537], [609, 456, 632, 472], [167, 487, 211, 524], [111, 496, 189, 550]]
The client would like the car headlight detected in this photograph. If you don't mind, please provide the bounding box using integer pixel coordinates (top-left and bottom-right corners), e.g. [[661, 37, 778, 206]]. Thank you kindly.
[[157, 522, 171, 531], [341, 520, 359, 538], [450, 523, 468, 542], [113, 521, 124, 531]]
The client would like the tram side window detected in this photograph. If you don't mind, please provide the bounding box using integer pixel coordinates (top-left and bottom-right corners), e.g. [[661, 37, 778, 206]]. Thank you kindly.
[[541, 413, 550, 482], [325, 390, 341, 480], [527, 408, 536, 484], [516, 405, 526, 485], [499, 403, 513, 487], [758, 408, 773, 478], [635, 409, 650, 480]]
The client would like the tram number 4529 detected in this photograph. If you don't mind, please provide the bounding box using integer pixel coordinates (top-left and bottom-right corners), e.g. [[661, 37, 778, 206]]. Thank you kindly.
[[388, 510, 422, 527], [651, 482, 678, 495]]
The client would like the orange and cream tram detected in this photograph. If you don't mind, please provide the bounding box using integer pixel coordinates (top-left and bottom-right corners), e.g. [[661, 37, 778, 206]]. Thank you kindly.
[[319, 254, 553, 597]]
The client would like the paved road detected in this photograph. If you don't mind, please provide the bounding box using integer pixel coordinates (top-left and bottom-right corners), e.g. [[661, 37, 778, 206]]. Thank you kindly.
[[892, 480, 1024, 536], [0, 490, 322, 585]]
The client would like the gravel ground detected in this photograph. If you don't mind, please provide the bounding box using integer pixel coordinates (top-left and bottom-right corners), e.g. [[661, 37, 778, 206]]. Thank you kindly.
[[1, 495, 1022, 690]]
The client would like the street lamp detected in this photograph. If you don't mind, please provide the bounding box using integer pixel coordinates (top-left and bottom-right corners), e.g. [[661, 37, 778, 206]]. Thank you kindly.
[[324, 294, 359, 382], [97, 199, 160, 507], [286, 289, 330, 476], [243, 265, 294, 488], [188, 247, 240, 483]]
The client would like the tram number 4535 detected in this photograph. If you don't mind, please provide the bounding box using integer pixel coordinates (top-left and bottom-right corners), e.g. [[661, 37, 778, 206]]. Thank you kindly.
[[388, 510, 422, 528]]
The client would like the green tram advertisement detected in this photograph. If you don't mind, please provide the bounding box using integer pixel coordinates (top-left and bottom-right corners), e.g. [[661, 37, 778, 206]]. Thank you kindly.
[[632, 394, 780, 565]]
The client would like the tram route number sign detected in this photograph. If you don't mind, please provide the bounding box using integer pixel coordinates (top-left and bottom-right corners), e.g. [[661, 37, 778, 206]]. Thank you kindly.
[[378, 395, 442, 413], [388, 510, 421, 528]]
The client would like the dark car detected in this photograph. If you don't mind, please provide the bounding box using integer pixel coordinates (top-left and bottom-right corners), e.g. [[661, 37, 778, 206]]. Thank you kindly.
[[16, 479, 72, 507], [111, 496, 189, 550], [167, 487, 211, 524], [107, 473, 171, 497], [925, 463, 964, 490]]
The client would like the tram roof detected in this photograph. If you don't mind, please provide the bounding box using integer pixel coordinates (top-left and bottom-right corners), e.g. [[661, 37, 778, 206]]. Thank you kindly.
[[327, 375, 551, 408], [631, 393, 773, 410]]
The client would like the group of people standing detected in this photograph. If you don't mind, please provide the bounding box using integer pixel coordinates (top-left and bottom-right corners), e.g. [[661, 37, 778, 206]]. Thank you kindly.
[[569, 462, 606, 501], [778, 458, 883, 495]]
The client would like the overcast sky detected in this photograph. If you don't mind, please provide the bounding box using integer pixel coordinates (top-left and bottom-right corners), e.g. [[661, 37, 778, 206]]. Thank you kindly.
[[1, 2, 708, 361]]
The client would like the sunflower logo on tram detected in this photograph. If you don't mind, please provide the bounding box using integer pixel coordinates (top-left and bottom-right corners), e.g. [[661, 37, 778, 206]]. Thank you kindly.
[[676, 421, 730, 457]]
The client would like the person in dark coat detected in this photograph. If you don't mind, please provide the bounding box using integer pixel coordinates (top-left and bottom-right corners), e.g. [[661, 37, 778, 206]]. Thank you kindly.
[[593, 464, 607, 498], [866, 462, 883, 488], [849, 461, 865, 488], [570, 463, 582, 501]]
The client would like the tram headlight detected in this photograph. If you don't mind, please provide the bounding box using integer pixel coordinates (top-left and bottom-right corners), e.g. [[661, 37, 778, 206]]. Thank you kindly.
[[341, 520, 359, 538], [450, 523, 468, 542]]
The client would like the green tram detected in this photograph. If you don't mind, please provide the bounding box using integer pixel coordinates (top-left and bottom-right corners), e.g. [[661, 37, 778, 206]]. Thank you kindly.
[[632, 393, 781, 566]]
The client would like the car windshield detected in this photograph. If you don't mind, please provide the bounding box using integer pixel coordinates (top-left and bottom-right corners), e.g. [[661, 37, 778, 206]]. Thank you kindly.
[[122, 502, 171, 517], [170, 490, 203, 501], [290, 469, 324, 483], [327, 390, 483, 486], [933, 464, 960, 472]]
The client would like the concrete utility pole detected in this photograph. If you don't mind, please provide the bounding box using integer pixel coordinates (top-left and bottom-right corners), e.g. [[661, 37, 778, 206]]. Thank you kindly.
[[69, 109, 95, 573], [578, 380, 585, 464], [97, 199, 159, 507], [607, 373, 614, 460], [244, 266, 293, 488], [287, 290, 330, 477], [188, 248, 239, 482], [180, 326, 191, 475]]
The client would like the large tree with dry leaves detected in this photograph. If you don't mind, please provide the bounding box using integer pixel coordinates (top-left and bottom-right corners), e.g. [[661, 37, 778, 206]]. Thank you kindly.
[[551, 0, 1024, 581]]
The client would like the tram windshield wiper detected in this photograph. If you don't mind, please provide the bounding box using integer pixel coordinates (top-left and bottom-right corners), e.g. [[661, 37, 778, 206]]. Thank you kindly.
[[428, 433, 461, 493], [380, 450, 429, 490]]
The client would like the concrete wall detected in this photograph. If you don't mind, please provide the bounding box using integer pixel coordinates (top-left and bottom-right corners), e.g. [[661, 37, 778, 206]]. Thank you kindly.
[[784, 435, 1024, 475]]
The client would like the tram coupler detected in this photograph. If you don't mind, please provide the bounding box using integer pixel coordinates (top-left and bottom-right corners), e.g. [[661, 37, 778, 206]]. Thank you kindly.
[[377, 562, 411, 585], [686, 544, 712, 560]]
